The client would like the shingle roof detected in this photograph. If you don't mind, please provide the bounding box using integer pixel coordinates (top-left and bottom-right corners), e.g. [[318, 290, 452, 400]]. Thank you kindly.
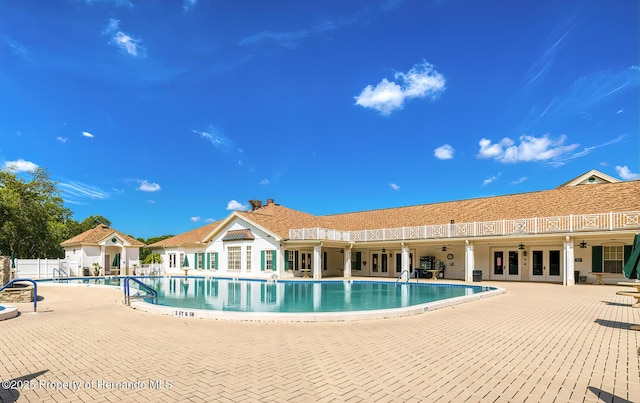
[[148, 179, 640, 244], [236, 204, 321, 239], [146, 221, 221, 248], [61, 225, 145, 247], [316, 180, 640, 231]]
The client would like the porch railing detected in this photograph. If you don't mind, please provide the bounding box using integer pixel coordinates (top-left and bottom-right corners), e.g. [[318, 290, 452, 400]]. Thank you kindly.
[[288, 211, 640, 242]]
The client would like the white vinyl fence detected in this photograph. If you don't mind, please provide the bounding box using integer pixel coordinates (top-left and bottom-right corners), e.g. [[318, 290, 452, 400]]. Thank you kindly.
[[12, 259, 163, 279], [12, 258, 72, 279]]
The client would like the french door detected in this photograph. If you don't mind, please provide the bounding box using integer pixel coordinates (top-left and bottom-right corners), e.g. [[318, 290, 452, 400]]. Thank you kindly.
[[371, 252, 389, 277], [531, 249, 561, 282], [492, 250, 521, 280]]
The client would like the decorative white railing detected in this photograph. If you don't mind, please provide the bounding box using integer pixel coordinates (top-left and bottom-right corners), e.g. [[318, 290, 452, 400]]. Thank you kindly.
[[288, 211, 640, 242]]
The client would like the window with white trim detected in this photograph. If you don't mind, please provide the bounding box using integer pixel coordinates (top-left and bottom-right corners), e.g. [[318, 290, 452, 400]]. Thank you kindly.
[[169, 253, 177, 268], [179, 253, 185, 268], [603, 245, 623, 273], [266, 250, 273, 271], [287, 250, 296, 271], [228, 246, 241, 271], [246, 246, 252, 272]]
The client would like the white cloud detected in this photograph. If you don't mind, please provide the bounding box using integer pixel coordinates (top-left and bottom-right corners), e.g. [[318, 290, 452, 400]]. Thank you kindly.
[[483, 175, 500, 186], [617, 109, 624, 114], [2, 35, 34, 64], [355, 79, 404, 115], [616, 166, 640, 180], [194, 127, 234, 153], [260, 179, 270, 185], [525, 17, 575, 87], [146, 200, 156, 204], [355, 62, 446, 115], [58, 180, 109, 203], [138, 180, 161, 192], [511, 177, 528, 185], [3, 159, 38, 172], [190, 216, 201, 222], [434, 144, 454, 160], [104, 18, 146, 58], [226, 200, 250, 211], [240, 12, 365, 48], [477, 134, 579, 164], [205, 218, 216, 223], [57, 136, 68, 143], [82, 131, 95, 138], [389, 183, 400, 191]]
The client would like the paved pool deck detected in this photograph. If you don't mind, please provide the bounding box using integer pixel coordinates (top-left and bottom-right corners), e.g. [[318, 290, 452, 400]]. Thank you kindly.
[[1, 280, 639, 402]]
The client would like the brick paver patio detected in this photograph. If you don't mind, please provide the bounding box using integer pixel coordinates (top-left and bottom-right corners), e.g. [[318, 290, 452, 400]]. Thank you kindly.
[[1, 280, 639, 402]]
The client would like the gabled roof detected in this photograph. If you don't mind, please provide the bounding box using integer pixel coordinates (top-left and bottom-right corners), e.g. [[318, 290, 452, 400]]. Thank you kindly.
[[236, 203, 321, 239], [556, 169, 621, 188], [61, 225, 145, 247], [146, 220, 221, 248]]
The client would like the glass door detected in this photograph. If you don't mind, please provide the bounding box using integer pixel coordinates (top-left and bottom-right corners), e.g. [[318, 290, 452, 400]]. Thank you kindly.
[[492, 251, 505, 280], [507, 251, 520, 280], [381, 253, 388, 275], [372, 253, 378, 274], [492, 250, 521, 280], [531, 249, 561, 282]]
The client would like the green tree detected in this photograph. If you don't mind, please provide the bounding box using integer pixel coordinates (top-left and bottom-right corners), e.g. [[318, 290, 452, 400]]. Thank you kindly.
[[0, 167, 72, 258], [142, 253, 163, 265], [138, 234, 173, 262], [67, 215, 112, 238]]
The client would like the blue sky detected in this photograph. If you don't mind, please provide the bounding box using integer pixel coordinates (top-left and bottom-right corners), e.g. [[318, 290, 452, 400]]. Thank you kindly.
[[1, 0, 638, 239]]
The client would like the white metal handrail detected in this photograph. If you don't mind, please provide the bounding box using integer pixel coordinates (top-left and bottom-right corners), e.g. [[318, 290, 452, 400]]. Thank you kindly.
[[288, 211, 640, 242]]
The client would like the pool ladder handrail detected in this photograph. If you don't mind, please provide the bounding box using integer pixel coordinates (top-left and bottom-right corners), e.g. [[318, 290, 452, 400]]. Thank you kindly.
[[396, 270, 409, 284], [52, 268, 68, 281], [0, 278, 38, 312], [123, 276, 158, 306], [396, 270, 420, 284]]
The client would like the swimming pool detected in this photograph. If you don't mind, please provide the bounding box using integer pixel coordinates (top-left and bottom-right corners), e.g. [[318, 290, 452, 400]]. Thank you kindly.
[[39, 277, 504, 321]]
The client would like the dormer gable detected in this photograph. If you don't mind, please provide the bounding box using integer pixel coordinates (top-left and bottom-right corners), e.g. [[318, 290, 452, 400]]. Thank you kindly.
[[556, 169, 621, 188]]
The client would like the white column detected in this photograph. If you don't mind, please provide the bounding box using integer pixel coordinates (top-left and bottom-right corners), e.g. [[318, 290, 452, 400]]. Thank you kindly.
[[563, 236, 575, 286], [343, 248, 352, 278], [402, 245, 410, 276], [277, 248, 285, 278], [100, 245, 105, 276], [122, 246, 127, 275], [313, 245, 322, 280], [464, 240, 475, 283]]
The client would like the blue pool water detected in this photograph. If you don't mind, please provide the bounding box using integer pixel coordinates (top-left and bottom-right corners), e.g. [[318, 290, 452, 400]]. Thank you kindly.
[[137, 277, 492, 313], [0, 306, 5, 311], [39, 277, 495, 313]]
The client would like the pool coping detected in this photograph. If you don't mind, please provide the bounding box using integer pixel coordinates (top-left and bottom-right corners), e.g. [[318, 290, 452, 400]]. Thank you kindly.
[[0, 304, 19, 321], [37, 277, 506, 322], [129, 280, 506, 322]]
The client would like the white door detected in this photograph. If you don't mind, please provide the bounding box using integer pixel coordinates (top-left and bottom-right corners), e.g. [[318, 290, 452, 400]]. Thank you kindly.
[[530, 249, 562, 282], [370, 251, 390, 277], [492, 250, 521, 280]]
